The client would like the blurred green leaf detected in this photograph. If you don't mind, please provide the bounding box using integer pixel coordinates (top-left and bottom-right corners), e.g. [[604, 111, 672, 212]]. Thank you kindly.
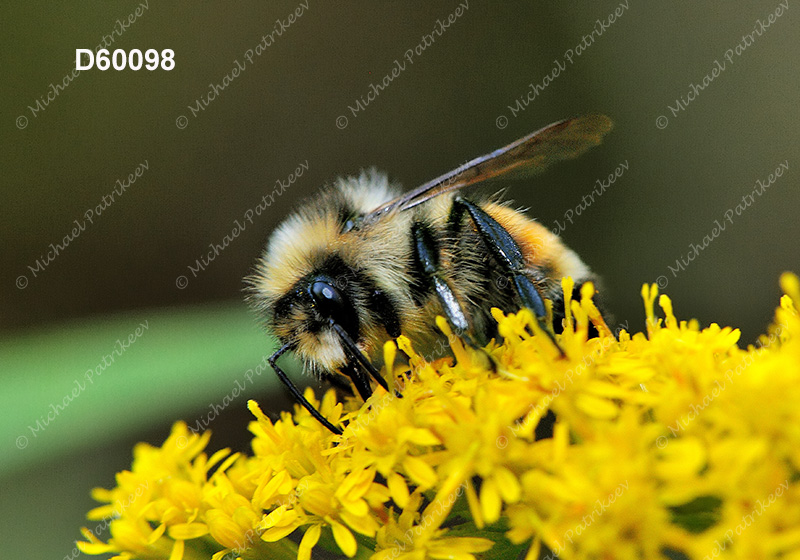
[[669, 495, 723, 534], [0, 301, 292, 477]]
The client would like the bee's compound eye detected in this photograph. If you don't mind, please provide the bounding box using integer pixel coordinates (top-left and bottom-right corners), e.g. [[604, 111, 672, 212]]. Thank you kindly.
[[311, 280, 342, 308], [309, 277, 359, 338]]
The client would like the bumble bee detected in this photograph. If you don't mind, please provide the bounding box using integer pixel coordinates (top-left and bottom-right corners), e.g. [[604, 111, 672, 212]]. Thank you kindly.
[[248, 114, 613, 434]]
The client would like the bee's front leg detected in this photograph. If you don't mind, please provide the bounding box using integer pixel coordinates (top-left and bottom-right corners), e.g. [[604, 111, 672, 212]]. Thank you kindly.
[[269, 342, 343, 435]]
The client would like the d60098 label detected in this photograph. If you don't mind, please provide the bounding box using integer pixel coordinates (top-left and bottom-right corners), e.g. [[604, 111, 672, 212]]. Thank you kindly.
[[76, 49, 174, 71]]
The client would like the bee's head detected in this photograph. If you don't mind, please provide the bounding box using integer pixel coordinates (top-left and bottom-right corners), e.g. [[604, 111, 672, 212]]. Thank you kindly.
[[247, 171, 404, 373], [249, 251, 366, 372], [276, 267, 363, 371]]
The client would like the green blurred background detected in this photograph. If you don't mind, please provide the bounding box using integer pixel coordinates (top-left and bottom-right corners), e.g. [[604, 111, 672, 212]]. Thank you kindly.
[[1, 2, 798, 558]]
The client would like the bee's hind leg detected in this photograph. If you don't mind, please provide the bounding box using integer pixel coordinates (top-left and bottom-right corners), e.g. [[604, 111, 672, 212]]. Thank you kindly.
[[452, 197, 565, 356]]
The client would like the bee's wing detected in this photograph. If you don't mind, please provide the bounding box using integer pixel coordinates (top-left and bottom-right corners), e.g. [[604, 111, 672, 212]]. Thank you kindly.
[[362, 114, 613, 225]]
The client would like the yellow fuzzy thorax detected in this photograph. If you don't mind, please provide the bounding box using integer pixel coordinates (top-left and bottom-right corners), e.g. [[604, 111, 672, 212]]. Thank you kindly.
[[79, 274, 800, 560]]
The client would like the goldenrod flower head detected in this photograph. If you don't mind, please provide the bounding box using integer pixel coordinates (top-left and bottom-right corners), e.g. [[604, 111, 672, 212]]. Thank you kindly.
[[79, 274, 800, 560]]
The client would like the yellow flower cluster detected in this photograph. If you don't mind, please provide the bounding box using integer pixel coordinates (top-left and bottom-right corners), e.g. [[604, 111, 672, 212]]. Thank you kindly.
[[79, 275, 800, 560]]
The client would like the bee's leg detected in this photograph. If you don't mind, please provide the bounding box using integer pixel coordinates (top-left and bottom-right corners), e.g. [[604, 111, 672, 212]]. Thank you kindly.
[[323, 371, 355, 395], [340, 361, 374, 401], [269, 342, 343, 435], [452, 197, 564, 355], [411, 223, 471, 338], [330, 321, 390, 393], [410, 222, 496, 372]]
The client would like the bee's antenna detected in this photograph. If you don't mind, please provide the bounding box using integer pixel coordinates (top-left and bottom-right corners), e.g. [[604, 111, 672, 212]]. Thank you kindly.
[[268, 342, 343, 435]]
